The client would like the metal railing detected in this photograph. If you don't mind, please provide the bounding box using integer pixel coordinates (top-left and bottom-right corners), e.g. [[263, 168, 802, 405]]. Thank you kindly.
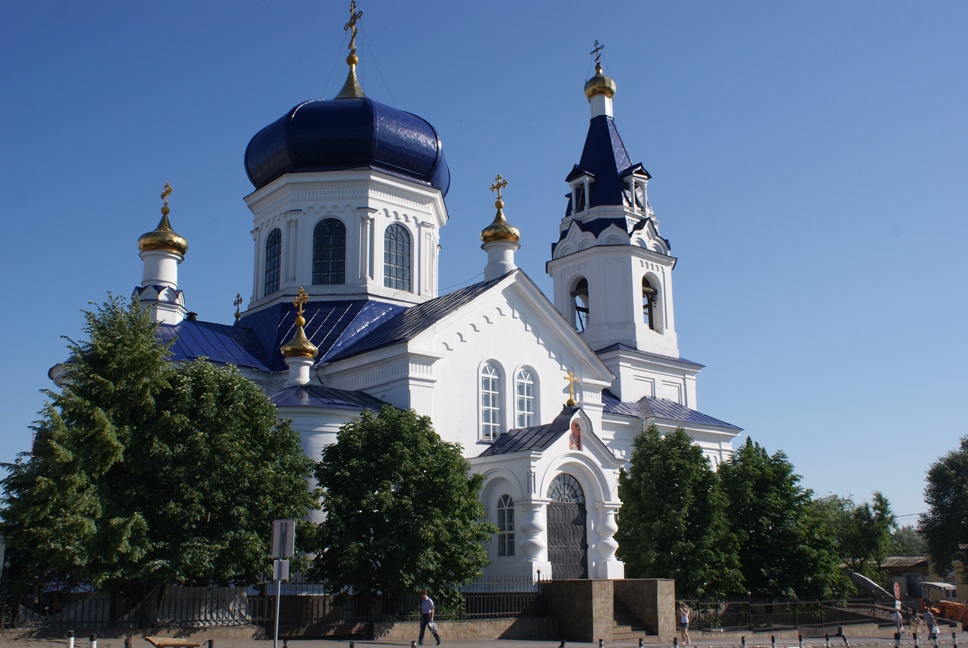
[[679, 597, 880, 633]]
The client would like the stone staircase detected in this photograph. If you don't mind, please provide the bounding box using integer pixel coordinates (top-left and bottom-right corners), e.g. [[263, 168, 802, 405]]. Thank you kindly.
[[613, 599, 652, 640]]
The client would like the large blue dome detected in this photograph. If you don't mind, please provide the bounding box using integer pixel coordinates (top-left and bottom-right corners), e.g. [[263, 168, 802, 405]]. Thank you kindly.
[[245, 97, 450, 196]]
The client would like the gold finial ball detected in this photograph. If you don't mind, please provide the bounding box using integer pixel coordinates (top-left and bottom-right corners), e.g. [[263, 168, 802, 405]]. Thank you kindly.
[[495, 198, 504, 210], [161, 205, 170, 216], [295, 315, 306, 327], [347, 52, 358, 66]]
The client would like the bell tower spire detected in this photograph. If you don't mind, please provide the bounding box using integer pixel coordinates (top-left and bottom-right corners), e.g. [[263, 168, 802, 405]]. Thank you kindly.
[[134, 182, 189, 324], [546, 49, 679, 360]]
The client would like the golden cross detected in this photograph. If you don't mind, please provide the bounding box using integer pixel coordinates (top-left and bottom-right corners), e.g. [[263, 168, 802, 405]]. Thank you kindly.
[[234, 293, 243, 320], [160, 182, 173, 207], [565, 370, 579, 405], [490, 173, 508, 201], [345, 1, 363, 51], [293, 286, 309, 316], [590, 40, 604, 65]]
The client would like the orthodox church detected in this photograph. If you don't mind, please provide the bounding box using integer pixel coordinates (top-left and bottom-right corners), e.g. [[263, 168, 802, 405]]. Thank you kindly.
[[106, 12, 741, 581]]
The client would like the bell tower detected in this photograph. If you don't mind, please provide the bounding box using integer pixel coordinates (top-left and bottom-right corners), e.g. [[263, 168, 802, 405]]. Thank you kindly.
[[546, 52, 679, 360]]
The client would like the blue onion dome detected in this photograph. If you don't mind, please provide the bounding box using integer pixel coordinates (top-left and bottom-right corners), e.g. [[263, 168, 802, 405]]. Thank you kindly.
[[244, 96, 450, 196]]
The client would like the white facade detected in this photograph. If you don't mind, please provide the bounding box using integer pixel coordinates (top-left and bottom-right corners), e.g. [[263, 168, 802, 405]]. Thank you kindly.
[[123, 58, 742, 582]]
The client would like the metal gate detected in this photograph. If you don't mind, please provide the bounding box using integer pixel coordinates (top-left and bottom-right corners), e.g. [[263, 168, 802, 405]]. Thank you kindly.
[[547, 474, 588, 579]]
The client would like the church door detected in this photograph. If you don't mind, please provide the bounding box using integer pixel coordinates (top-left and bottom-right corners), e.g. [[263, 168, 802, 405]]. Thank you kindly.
[[547, 474, 588, 579]]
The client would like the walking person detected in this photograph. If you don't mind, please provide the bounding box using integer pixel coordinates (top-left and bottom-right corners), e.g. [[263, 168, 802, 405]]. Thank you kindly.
[[679, 601, 691, 645], [418, 591, 441, 646], [892, 608, 904, 636], [924, 608, 937, 640], [913, 611, 924, 637]]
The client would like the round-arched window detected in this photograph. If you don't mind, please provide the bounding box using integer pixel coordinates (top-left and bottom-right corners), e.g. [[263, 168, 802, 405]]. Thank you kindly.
[[548, 474, 584, 504]]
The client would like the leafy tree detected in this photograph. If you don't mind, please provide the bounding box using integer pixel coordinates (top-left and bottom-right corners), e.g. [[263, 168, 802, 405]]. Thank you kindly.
[[919, 436, 968, 575], [814, 492, 896, 579], [616, 425, 743, 598], [0, 297, 317, 588], [719, 438, 842, 599], [310, 406, 494, 606], [890, 525, 927, 557]]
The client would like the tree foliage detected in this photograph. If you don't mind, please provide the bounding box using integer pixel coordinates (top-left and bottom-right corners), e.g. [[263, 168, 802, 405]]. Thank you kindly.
[[814, 492, 895, 580], [890, 525, 927, 557], [718, 438, 842, 599], [919, 436, 968, 575], [0, 297, 316, 588], [310, 406, 494, 605], [616, 425, 743, 598]]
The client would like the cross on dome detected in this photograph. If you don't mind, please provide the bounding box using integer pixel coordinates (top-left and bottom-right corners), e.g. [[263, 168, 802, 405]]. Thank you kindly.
[[344, 1, 363, 52], [590, 40, 604, 65]]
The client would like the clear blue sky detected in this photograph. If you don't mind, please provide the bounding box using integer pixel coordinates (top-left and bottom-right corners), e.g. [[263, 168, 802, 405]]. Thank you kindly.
[[2, 2, 965, 522]]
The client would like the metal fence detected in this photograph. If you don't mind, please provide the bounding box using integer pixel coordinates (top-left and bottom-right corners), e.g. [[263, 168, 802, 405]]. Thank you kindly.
[[1, 575, 548, 634], [680, 596, 882, 633]]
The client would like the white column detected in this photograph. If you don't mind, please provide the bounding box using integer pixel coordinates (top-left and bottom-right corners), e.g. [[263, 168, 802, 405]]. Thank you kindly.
[[519, 498, 552, 580], [593, 501, 624, 579]]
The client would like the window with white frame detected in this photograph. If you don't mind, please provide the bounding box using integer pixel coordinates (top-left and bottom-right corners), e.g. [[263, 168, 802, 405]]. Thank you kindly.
[[515, 368, 536, 428], [480, 363, 502, 441], [384, 223, 412, 291], [497, 494, 515, 556], [264, 228, 281, 295]]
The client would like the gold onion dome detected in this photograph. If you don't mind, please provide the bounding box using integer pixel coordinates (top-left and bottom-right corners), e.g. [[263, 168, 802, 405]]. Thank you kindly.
[[280, 288, 319, 359], [584, 62, 617, 99], [480, 200, 520, 244], [138, 183, 188, 255]]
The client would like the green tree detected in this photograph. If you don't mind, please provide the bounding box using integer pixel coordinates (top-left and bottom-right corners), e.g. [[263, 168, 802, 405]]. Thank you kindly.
[[0, 297, 316, 588], [719, 438, 841, 599], [310, 406, 494, 605], [616, 425, 743, 598], [890, 525, 927, 557], [814, 492, 896, 580], [919, 436, 968, 575]]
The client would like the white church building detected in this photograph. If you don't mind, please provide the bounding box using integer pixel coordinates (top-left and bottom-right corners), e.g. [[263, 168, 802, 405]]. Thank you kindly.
[[108, 16, 741, 583]]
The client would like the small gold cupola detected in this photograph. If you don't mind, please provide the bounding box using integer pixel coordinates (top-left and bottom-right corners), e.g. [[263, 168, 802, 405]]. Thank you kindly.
[[280, 287, 319, 360], [583, 41, 616, 119], [138, 182, 189, 256], [481, 174, 520, 281], [335, 1, 366, 100], [480, 173, 520, 244]]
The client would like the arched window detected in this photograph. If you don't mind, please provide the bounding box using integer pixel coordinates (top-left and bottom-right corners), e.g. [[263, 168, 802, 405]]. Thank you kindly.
[[515, 369, 536, 428], [480, 363, 502, 441], [313, 219, 346, 285], [264, 228, 281, 295], [571, 277, 589, 331], [497, 494, 515, 556], [642, 277, 658, 330], [548, 474, 585, 504], [384, 223, 411, 291]]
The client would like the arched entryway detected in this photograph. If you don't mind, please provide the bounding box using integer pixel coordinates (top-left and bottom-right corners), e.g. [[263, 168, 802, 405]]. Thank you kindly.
[[547, 473, 588, 579]]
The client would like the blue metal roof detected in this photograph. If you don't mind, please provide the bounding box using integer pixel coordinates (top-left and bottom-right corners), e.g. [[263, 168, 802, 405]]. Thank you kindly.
[[478, 406, 578, 457], [270, 384, 389, 411], [245, 97, 450, 195], [572, 115, 645, 210], [157, 319, 269, 370], [327, 274, 506, 361], [602, 389, 741, 430]]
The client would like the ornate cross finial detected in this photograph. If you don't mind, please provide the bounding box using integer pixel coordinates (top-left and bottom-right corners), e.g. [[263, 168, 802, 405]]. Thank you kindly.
[[565, 370, 579, 406], [234, 293, 243, 320], [490, 173, 508, 201], [293, 286, 309, 317], [345, 0, 363, 51], [590, 40, 605, 66], [161, 182, 173, 206]]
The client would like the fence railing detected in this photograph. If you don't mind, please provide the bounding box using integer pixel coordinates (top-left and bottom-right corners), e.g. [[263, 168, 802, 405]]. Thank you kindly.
[[680, 596, 881, 632], [1, 574, 549, 633]]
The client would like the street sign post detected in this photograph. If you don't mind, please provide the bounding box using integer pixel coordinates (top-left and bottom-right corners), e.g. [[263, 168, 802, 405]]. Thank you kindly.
[[271, 520, 296, 648]]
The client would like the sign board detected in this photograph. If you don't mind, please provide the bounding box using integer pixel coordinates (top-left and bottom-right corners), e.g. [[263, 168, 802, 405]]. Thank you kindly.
[[273, 559, 290, 582], [894, 581, 902, 600], [271, 519, 296, 559]]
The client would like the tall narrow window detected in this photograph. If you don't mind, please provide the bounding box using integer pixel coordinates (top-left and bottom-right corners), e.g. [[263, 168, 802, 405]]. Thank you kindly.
[[264, 228, 281, 295], [313, 219, 346, 285], [384, 223, 411, 291], [480, 363, 502, 441], [515, 369, 536, 428], [497, 494, 515, 556], [572, 278, 589, 331], [642, 277, 657, 330]]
